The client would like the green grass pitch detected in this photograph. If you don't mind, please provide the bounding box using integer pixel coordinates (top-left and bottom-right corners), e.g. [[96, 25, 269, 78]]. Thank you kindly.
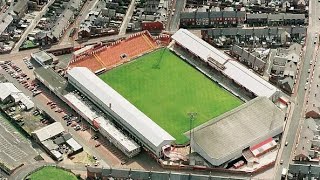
[[100, 48, 243, 144], [29, 167, 78, 180]]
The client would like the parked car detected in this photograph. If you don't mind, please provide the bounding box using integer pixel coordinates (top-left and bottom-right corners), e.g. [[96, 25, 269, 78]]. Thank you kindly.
[[74, 125, 81, 131], [92, 135, 99, 140], [95, 143, 101, 147], [33, 91, 42, 97]]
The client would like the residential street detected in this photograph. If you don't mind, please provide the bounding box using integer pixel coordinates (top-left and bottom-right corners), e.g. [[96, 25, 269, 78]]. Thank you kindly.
[[59, 0, 100, 45], [11, 0, 56, 53], [166, 0, 185, 32], [119, 0, 136, 35], [274, 0, 320, 178]]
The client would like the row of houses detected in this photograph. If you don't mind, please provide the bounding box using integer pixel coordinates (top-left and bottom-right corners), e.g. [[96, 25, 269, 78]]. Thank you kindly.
[[294, 118, 320, 162], [269, 43, 302, 94], [33, 0, 85, 46], [246, 13, 305, 26], [201, 26, 306, 47], [78, 1, 127, 39], [185, 0, 307, 15], [180, 11, 305, 28], [230, 45, 267, 75], [305, 52, 320, 118], [230, 43, 301, 94]]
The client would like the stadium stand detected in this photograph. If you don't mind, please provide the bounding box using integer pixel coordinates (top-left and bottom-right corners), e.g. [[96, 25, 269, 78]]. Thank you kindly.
[[69, 31, 158, 72], [171, 29, 279, 99], [189, 97, 284, 166], [67, 67, 175, 157]]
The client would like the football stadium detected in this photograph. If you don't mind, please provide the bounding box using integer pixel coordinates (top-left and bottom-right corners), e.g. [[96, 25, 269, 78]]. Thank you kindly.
[[99, 48, 243, 144], [32, 29, 283, 167]]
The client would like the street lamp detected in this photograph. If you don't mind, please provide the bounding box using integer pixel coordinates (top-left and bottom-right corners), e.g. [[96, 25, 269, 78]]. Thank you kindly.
[[187, 112, 197, 157]]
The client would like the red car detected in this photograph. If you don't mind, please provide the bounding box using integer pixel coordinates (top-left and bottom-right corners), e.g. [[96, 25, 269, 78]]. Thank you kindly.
[[95, 143, 101, 147]]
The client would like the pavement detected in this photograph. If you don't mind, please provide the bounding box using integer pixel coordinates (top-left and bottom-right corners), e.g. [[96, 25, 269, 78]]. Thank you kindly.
[[0, 113, 38, 171], [0, 0, 13, 21], [263, 49, 277, 80], [0, 63, 112, 172], [273, 0, 320, 179], [166, 0, 185, 33], [119, 0, 136, 35], [59, 0, 100, 45], [11, 0, 56, 53]]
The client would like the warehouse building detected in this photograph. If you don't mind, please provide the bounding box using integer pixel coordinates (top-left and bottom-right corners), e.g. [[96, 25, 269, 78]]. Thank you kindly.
[[188, 97, 285, 166], [67, 67, 175, 157], [0, 82, 34, 110], [32, 122, 65, 161], [171, 29, 279, 99], [31, 51, 58, 66], [32, 122, 83, 161]]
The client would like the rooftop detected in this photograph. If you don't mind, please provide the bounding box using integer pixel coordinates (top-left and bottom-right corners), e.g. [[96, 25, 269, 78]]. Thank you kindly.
[[32, 122, 65, 142], [64, 93, 140, 152], [34, 66, 67, 93], [67, 67, 175, 151], [190, 97, 284, 165], [31, 51, 53, 64], [172, 29, 279, 98]]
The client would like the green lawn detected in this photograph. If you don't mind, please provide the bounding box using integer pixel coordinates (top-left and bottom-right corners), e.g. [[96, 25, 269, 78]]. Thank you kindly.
[[29, 167, 78, 180], [100, 48, 243, 144]]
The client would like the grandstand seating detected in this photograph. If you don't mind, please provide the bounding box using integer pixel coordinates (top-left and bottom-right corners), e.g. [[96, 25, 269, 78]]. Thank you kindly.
[[70, 56, 104, 72], [69, 31, 158, 72]]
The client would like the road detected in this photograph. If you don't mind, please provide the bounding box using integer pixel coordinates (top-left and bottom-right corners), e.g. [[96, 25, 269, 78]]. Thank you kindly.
[[166, 0, 185, 32], [59, 0, 100, 45], [118, 0, 136, 35], [11, 0, 56, 53], [0, 68, 111, 168], [0, 0, 13, 21], [274, 0, 320, 179]]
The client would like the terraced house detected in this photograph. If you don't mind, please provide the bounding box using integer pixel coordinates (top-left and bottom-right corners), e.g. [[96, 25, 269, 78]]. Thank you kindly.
[[180, 10, 246, 28]]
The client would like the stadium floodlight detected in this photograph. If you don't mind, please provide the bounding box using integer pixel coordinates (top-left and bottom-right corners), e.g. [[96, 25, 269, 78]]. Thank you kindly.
[[188, 112, 197, 157]]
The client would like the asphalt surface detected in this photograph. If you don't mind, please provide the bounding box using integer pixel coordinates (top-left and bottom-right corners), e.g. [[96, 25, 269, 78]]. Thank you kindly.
[[274, 0, 320, 178], [119, 0, 136, 35], [11, 0, 56, 53], [59, 0, 101, 45], [166, 0, 185, 32], [0, 66, 111, 177], [0, 113, 38, 172]]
